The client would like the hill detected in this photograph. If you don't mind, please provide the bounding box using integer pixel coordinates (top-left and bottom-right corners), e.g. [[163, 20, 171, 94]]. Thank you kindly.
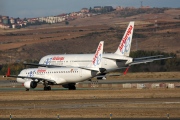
[[0, 8, 180, 64]]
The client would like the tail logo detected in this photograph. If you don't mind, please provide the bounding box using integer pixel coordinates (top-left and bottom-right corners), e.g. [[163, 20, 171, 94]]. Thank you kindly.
[[122, 37, 131, 54], [119, 25, 133, 53], [93, 43, 102, 66]]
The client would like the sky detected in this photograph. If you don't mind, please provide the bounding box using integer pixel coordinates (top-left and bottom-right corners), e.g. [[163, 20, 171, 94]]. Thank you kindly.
[[0, 0, 179, 18]]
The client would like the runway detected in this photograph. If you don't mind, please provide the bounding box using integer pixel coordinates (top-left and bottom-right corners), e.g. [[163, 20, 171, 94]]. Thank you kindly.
[[1, 118, 180, 120], [1, 78, 180, 85], [0, 78, 180, 92], [0, 79, 180, 118], [0, 98, 180, 110], [0, 89, 180, 118]]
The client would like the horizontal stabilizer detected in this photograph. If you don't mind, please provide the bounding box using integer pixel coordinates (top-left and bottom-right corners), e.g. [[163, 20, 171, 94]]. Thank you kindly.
[[129, 57, 172, 66], [134, 55, 164, 60]]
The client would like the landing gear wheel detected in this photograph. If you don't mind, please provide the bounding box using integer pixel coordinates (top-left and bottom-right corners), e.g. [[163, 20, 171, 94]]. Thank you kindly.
[[26, 88, 29, 91], [47, 86, 51, 90], [69, 85, 76, 90], [44, 86, 51, 91]]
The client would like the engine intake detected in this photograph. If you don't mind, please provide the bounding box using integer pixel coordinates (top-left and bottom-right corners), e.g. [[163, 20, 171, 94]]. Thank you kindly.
[[24, 80, 37, 89]]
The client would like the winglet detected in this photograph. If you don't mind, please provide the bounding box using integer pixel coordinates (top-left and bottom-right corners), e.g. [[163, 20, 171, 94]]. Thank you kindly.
[[115, 21, 134, 56], [91, 41, 104, 68], [123, 67, 130, 75]]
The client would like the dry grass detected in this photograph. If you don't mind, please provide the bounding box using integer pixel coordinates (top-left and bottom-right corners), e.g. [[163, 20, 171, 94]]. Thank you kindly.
[[0, 89, 180, 118], [0, 9, 180, 64]]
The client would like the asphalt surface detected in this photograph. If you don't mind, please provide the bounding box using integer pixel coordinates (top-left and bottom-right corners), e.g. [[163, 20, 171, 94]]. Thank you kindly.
[[0, 79, 180, 119], [1, 79, 180, 84], [1, 118, 180, 120], [1, 97, 180, 110]]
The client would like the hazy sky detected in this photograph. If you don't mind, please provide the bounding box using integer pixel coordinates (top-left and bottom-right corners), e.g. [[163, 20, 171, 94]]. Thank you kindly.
[[0, 0, 179, 18]]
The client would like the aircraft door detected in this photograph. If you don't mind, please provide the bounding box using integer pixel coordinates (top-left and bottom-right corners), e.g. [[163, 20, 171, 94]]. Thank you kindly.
[[104, 59, 107, 66], [79, 69, 82, 78]]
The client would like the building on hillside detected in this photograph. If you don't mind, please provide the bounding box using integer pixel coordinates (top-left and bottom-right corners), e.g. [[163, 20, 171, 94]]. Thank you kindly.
[[81, 8, 89, 13], [125, 7, 136, 10], [0, 17, 2, 23], [104, 6, 114, 11], [2, 16, 9, 25], [2, 16, 9, 19], [94, 6, 102, 11], [27, 18, 38, 23], [0, 23, 10, 29], [12, 24, 18, 29], [141, 6, 151, 9], [10, 17, 16, 24], [116, 6, 124, 11]]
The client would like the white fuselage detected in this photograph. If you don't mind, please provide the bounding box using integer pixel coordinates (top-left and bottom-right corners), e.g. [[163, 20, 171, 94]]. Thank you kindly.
[[39, 54, 133, 72], [17, 67, 98, 84]]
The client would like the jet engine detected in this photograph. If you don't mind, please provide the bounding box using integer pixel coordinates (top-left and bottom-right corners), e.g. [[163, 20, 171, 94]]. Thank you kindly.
[[24, 80, 37, 89]]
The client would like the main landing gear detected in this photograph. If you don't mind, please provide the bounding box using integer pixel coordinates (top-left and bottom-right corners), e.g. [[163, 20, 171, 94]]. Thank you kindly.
[[43, 81, 51, 91], [62, 83, 76, 90], [68, 84, 76, 90], [44, 86, 51, 91]]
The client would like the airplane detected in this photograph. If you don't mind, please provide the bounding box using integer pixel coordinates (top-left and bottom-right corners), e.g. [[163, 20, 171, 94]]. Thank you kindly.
[[4, 41, 114, 91], [24, 21, 172, 79]]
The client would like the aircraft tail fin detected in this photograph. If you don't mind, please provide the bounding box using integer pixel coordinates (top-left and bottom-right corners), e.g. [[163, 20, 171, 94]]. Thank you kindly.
[[115, 21, 134, 56], [3, 67, 11, 78], [80, 41, 104, 71], [91, 41, 104, 68], [6, 67, 11, 76], [123, 67, 130, 75]]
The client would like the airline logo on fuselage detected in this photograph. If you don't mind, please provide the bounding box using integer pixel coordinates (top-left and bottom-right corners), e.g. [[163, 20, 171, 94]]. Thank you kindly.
[[119, 25, 133, 53], [37, 69, 46, 73], [52, 57, 64, 61], [27, 70, 36, 77], [93, 43, 102, 66], [43, 56, 64, 65]]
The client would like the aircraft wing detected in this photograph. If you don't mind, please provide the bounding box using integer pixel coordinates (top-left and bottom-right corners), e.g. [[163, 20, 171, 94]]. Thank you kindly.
[[78, 67, 100, 72], [133, 55, 164, 60], [129, 56, 172, 66], [24, 62, 65, 68], [3, 75, 56, 83]]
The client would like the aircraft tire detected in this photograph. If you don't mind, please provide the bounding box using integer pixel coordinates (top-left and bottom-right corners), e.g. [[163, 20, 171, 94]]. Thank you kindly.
[[44, 86, 51, 91], [69, 85, 76, 90], [47, 86, 51, 90]]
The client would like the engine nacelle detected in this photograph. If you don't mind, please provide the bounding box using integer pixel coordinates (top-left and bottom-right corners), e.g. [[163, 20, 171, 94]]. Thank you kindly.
[[24, 80, 37, 89], [97, 77, 106, 80]]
